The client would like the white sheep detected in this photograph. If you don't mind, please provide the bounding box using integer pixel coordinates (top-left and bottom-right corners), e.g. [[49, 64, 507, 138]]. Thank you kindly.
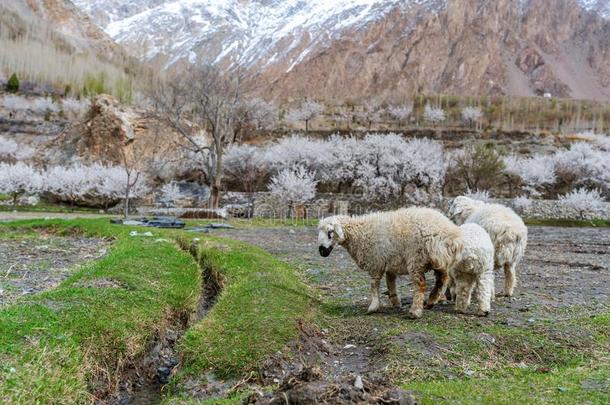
[[449, 223, 495, 316], [449, 196, 528, 299], [318, 207, 464, 319]]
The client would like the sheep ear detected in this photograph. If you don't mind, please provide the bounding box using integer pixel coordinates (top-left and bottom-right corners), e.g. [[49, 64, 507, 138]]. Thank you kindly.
[[334, 223, 345, 242]]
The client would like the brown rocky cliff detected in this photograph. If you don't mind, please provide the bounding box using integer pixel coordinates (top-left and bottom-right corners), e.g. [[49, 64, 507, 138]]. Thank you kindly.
[[261, 0, 610, 101]]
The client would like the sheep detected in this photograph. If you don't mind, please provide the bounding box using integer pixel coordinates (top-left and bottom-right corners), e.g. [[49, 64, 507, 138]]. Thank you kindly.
[[449, 223, 495, 316], [317, 207, 464, 319], [448, 196, 528, 299]]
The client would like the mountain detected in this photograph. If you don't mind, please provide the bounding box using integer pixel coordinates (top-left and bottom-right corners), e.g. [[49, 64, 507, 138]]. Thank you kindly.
[[72, 0, 610, 101], [0, 0, 140, 98]]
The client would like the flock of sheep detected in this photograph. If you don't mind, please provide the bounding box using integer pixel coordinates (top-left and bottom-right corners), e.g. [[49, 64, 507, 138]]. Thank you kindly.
[[317, 196, 528, 319]]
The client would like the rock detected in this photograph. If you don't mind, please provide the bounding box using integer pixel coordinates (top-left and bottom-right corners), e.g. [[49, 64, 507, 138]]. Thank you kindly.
[[354, 375, 364, 390], [343, 344, 357, 350]]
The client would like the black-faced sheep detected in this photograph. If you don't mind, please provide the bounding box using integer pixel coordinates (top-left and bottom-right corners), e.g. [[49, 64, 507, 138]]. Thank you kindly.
[[317, 207, 464, 319], [449, 196, 528, 299]]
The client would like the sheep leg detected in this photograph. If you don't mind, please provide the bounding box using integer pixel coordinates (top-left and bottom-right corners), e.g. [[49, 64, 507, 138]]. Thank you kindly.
[[367, 275, 382, 313], [445, 276, 455, 302], [503, 262, 517, 299], [475, 270, 493, 316], [385, 272, 401, 308], [425, 269, 449, 309], [454, 277, 475, 314], [408, 272, 427, 319]]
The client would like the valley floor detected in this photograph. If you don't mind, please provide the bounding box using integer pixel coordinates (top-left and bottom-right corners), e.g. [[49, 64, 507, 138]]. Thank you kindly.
[[0, 218, 608, 403]]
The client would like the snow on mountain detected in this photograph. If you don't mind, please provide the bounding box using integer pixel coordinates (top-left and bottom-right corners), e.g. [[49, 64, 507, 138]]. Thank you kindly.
[[74, 0, 446, 69]]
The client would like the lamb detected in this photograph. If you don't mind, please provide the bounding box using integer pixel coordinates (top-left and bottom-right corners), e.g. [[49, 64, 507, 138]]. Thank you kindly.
[[449, 223, 495, 316], [448, 196, 528, 299], [317, 207, 464, 319]]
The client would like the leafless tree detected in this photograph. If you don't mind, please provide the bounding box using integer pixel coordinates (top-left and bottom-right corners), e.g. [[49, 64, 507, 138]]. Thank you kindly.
[[150, 65, 247, 208]]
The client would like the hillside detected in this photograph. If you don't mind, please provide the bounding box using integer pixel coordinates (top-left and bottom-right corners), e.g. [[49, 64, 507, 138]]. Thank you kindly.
[[0, 0, 140, 100], [72, 0, 610, 102]]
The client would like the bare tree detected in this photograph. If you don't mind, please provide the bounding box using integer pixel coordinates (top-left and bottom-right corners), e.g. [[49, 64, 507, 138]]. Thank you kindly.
[[151, 66, 246, 208]]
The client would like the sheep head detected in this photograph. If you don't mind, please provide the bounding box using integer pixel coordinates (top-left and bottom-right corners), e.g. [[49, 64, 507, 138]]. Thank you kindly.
[[317, 216, 345, 257], [448, 196, 484, 225]]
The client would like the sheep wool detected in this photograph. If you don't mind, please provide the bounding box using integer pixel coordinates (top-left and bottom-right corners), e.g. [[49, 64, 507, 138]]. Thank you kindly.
[[318, 207, 464, 319], [450, 223, 495, 316], [449, 196, 528, 298]]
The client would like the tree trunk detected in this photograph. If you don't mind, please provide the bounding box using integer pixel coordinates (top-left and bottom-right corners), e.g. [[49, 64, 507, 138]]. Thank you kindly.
[[124, 192, 130, 219]]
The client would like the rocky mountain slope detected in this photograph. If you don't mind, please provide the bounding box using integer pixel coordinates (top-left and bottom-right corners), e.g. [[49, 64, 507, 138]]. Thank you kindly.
[[72, 0, 610, 101]]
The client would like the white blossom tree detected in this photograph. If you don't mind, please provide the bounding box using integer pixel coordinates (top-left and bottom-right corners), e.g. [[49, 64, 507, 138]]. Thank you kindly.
[[151, 65, 246, 208], [240, 98, 278, 131], [461, 106, 483, 128], [559, 188, 604, 220], [504, 154, 556, 197], [388, 105, 413, 126], [424, 104, 446, 126], [285, 100, 324, 132], [268, 165, 318, 205], [0, 137, 35, 162], [159, 182, 182, 207], [0, 162, 41, 205], [223, 144, 270, 193]]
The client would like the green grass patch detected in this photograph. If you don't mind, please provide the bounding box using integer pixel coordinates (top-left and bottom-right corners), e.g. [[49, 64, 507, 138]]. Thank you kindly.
[[405, 363, 610, 404], [524, 218, 610, 228], [0, 219, 201, 403], [0, 202, 100, 214], [173, 236, 316, 382]]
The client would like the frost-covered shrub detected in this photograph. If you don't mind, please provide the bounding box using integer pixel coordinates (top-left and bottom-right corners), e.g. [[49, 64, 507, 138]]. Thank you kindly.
[[512, 195, 532, 214], [504, 154, 556, 197], [223, 144, 270, 192], [0, 137, 35, 162], [464, 189, 491, 202], [559, 188, 604, 220], [0, 162, 42, 204], [553, 143, 609, 194], [268, 165, 318, 204], [461, 106, 482, 125], [424, 104, 446, 125]]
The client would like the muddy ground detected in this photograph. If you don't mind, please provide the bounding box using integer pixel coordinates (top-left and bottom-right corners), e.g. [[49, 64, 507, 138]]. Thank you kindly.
[[0, 232, 109, 306], [213, 225, 610, 402]]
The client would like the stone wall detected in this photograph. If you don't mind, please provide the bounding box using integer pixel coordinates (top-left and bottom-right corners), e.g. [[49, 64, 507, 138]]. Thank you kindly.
[[222, 192, 610, 221], [492, 198, 610, 221]]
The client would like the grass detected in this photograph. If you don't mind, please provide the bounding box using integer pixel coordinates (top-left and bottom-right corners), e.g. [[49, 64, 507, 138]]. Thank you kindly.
[[165, 235, 316, 400], [0, 202, 100, 214], [524, 218, 610, 228], [406, 363, 610, 404], [0, 219, 201, 403]]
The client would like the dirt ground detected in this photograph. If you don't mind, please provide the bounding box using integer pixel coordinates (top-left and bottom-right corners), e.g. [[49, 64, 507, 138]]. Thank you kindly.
[[0, 232, 109, 306], [214, 225, 610, 319], [213, 225, 610, 402]]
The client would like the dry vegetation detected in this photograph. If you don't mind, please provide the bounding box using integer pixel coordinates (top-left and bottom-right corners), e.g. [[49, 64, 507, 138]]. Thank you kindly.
[[0, 3, 138, 102]]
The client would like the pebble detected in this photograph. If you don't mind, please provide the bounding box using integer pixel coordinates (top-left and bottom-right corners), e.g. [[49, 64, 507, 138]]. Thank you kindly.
[[354, 375, 364, 390], [343, 344, 357, 350]]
